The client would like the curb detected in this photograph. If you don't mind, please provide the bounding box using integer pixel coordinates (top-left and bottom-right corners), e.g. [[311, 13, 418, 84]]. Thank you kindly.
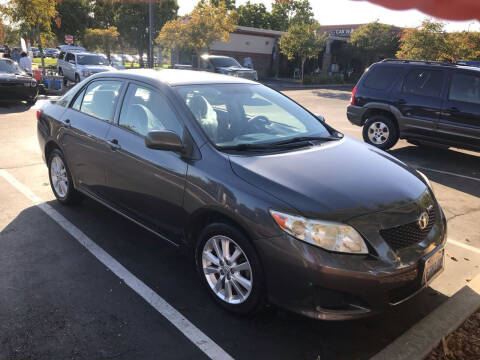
[[370, 274, 480, 360]]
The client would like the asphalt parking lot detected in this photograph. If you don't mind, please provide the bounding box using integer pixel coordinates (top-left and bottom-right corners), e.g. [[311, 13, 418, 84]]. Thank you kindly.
[[0, 86, 479, 360]]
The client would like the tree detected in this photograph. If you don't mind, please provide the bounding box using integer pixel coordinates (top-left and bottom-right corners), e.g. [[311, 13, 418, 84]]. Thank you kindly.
[[349, 21, 400, 67], [83, 26, 119, 60], [280, 21, 326, 80], [90, 0, 119, 29], [443, 31, 480, 62], [52, 0, 90, 45], [0, 19, 4, 45], [397, 20, 447, 61], [2, 0, 56, 73], [3, 24, 22, 45], [117, 0, 177, 67], [237, 2, 272, 29], [271, 0, 315, 31], [202, 0, 236, 11], [157, 1, 238, 59]]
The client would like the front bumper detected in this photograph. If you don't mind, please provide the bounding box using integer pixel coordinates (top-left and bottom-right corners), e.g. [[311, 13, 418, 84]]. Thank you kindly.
[[346, 104, 366, 126], [254, 207, 447, 320]]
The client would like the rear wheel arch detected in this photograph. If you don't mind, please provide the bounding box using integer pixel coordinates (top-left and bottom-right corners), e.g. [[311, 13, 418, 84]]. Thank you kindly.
[[45, 141, 62, 163], [362, 107, 399, 133]]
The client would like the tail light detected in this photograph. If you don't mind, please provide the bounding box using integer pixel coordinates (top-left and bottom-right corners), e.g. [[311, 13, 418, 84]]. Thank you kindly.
[[36, 110, 42, 121], [350, 86, 357, 105]]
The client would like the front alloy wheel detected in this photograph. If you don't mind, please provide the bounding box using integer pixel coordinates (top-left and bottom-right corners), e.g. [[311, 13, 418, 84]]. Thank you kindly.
[[196, 223, 265, 314], [202, 235, 253, 304]]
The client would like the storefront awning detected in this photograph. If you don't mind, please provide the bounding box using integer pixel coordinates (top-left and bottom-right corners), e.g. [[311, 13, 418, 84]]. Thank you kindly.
[[363, 0, 480, 21]]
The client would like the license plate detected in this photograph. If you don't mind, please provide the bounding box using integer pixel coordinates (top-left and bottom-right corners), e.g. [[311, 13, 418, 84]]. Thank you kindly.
[[423, 248, 444, 285]]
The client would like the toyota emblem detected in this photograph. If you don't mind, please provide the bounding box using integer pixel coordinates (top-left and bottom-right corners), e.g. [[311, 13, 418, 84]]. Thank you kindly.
[[418, 212, 429, 230]]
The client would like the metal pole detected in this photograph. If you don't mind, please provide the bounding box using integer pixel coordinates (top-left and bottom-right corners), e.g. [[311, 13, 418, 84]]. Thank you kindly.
[[148, 0, 153, 68]]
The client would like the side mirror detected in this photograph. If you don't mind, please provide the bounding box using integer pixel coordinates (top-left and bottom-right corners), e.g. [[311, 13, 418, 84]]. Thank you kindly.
[[316, 114, 326, 122], [145, 130, 184, 153]]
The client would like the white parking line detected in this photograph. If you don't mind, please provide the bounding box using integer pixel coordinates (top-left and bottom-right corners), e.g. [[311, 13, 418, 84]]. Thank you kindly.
[[0, 169, 234, 360], [448, 238, 480, 254], [416, 166, 480, 182]]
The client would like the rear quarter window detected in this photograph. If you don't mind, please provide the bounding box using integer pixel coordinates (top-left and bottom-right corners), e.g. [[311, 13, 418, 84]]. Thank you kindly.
[[363, 66, 399, 90]]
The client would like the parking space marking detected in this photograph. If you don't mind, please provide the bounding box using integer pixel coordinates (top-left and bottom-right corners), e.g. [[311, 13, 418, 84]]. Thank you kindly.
[[415, 166, 480, 182], [0, 169, 234, 360], [448, 238, 480, 254]]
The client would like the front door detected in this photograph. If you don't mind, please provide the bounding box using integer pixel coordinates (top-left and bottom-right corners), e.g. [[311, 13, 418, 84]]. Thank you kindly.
[[438, 70, 480, 149], [60, 79, 124, 196], [392, 67, 445, 139], [104, 82, 188, 241]]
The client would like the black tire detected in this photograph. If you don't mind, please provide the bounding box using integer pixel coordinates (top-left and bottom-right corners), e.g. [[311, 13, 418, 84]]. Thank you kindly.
[[195, 223, 265, 315], [48, 149, 83, 205], [75, 74, 80, 84], [26, 97, 37, 106], [362, 115, 399, 150]]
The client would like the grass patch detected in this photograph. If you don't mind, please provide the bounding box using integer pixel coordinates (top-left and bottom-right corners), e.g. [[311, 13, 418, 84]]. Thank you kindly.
[[33, 57, 58, 67]]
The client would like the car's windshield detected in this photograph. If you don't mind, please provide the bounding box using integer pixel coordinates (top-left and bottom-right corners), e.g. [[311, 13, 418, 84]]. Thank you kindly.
[[0, 59, 23, 74], [175, 84, 330, 148], [77, 54, 109, 65], [209, 57, 241, 68]]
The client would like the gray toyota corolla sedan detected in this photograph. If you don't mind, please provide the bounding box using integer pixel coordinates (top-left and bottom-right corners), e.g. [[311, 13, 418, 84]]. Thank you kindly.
[[37, 69, 446, 320]]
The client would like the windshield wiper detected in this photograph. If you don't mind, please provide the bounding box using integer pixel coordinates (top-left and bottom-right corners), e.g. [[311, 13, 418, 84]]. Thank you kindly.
[[270, 135, 340, 146], [217, 143, 274, 151]]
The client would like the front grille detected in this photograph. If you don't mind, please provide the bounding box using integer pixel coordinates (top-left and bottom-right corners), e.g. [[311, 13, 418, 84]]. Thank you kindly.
[[380, 206, 436, 251]]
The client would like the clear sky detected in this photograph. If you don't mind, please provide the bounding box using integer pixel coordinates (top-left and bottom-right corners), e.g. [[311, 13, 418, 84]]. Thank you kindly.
[[177, 0, 480, 32]]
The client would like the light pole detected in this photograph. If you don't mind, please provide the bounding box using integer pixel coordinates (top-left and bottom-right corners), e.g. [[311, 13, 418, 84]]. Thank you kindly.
[[148, 0, 154, 68]]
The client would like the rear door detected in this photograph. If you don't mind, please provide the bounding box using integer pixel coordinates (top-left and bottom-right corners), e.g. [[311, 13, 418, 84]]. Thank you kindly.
[[60, 79, 124, 196], [391, 66, 446, 139], [63, 53, 75, 80], [438, 70, 480, 149]]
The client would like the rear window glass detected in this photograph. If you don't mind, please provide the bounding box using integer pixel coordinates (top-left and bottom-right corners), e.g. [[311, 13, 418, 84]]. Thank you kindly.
[[363, 66, 398, 90], [403, 69, 444, 97]]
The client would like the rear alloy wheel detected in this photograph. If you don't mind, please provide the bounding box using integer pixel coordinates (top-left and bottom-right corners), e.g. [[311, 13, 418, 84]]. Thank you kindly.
[[48, 149, 82, 205], [196, 223, 265, 314], [363, 115, 399, 150], [58, 68, 67, 86]]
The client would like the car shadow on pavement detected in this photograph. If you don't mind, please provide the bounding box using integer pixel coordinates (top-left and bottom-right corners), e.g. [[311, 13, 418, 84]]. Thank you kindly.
[[389, 145, 480, 198], [0, 197, 450, 360], [311, 89, 351, 101], [0, 101, 34, 114]]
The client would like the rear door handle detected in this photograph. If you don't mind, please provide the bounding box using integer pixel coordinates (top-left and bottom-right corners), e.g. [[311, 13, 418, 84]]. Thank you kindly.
[[396, 99, 406, 105], [64, 119, 71, 128], [448, 106, 460, 112], [109, 139, 121, 150]]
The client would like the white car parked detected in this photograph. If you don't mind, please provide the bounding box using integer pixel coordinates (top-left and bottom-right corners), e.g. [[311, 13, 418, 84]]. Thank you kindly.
[[57, 51, 115, 84]]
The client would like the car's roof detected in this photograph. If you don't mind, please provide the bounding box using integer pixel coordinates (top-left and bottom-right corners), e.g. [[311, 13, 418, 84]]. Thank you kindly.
[[97, 69, 256, 86], [376, 60, 480, 72]]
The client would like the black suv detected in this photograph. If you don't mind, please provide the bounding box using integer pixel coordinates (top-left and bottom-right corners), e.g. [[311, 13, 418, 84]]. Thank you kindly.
[[347, 59, 480, 151]]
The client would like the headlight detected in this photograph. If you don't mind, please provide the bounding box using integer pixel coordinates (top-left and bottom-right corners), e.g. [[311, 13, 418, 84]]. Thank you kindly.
[[417, 170, 434, 194], [82, 70, 92, 77], [270, 210, 368, 254]]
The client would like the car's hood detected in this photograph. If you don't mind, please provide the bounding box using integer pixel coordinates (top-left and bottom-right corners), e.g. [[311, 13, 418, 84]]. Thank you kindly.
[[0, 72, 32, 82], [229, 136, 428, 222], [216, 66, 256, 73]]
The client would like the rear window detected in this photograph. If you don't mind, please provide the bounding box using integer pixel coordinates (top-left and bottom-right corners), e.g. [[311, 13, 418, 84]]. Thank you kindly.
[[449, 72, 480, 104], [403, 68, 444, 97], [363, 66, 398, 90]]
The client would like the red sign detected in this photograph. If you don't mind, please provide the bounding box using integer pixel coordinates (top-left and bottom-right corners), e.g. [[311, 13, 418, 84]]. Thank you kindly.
[[65, 35, 73, 45]]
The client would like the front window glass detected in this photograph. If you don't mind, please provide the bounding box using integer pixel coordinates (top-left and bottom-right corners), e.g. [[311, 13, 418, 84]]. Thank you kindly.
[[175, 84, 330, 148], [209, 57, 241, 68], [449, 72, 480, 105], [119, 84, 183, 137], [0, 59, 22, 74], [77, 54, 109, 65]]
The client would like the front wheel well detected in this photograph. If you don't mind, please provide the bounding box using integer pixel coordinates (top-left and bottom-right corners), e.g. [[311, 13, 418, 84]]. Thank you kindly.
[[362, 108, 399, 132], [185, 209, 252, 250]]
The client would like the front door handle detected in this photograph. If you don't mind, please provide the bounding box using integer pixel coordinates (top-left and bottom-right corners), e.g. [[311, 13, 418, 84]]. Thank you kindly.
[[64, 119, 71, 128], [109, 139, 121, 150], [396, 99, 407, 105], [448, 106, 460, 112]]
